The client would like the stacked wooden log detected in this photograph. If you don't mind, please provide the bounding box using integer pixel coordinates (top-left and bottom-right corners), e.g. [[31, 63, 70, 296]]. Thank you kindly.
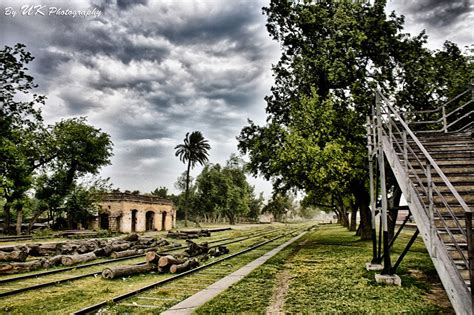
[[101, 242, 230, 280], [167, 229, 212, 239], [0, 234, 171, 275]]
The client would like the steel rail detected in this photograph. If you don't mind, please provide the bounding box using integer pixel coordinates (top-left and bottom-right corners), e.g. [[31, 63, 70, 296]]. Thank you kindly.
[[0, 228, 283, 297], [72, 226, 311, 315], [0, 227, 276, 285]]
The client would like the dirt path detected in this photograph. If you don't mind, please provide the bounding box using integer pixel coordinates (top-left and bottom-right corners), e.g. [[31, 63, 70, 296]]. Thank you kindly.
[[266, 270, 291, 314]]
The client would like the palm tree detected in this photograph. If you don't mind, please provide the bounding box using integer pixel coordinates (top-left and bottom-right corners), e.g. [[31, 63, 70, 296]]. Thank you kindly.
[[175, 131, 211, 227]]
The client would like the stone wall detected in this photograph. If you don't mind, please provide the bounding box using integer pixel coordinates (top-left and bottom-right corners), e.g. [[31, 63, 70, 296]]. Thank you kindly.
[[97, 193, 175, 233]]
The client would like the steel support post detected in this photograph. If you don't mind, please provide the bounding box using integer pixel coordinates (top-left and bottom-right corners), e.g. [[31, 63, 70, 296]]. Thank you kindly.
[[465, 211, 474, 313], [442, 106, 447, 133], [380, 212, 411, 260], [367, 116, 378, 263], [392, 229, 420, 274], [426, 162, 436, 257], [376, 91, 392, 275]]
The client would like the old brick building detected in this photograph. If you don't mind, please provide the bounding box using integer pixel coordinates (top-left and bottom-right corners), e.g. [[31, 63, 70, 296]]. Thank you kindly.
[[96, 192, 176, 233]]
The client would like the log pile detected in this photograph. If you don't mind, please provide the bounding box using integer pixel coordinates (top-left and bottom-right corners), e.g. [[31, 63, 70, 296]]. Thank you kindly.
[[0, 234, 170, 275], [102, 241, 230, 280], [167, 229, 212, 239]]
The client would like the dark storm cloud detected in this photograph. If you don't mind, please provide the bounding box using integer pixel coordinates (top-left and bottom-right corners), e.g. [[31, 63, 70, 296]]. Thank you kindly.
[[2, 0, 280, 195], [401, 0, 471, 28], [116, 0, 148, 10]]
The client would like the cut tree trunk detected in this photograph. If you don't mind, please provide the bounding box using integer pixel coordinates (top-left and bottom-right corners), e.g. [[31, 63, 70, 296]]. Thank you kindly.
[[169, 259, 199, 274], [0, 250, 28, 262], [27, 243, 61, 257], [158, 255, 184, 268], [110, 249, 143, 259], [185, 240, 209, 257], [61, 252, 97, 266], [0, 260, 44, 275], [145, 251, 161, 265], [42, 255, 64, 268], [102, 264, 153, 279]]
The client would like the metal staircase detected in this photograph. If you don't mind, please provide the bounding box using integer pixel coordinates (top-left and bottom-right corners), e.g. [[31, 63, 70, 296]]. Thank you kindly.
[[367, 84, 473, 314]]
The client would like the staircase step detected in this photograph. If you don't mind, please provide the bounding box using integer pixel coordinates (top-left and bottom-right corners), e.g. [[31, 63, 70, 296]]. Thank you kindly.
[[421, 194, 474, 204], [429, 151, 474, 159], [409, 145, 474, 153], [428, 185, 474, 194], [447, 249, 469, 261], [434, 218, 468, 229], [413, 166, 474, 175], [458, 268, 470, 281], [416, 140, 474, 146], [409, 159, 474, 167], [433, 206, 471, 216], [438, 231, 466, 243], [411, 175, 474, 184]]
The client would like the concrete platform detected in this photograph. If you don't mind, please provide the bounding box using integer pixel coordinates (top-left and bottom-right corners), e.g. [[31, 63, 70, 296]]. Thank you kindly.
[[161, 231, 308, 315], [365, 262, 384, 271], [375, 273, 402, 286]]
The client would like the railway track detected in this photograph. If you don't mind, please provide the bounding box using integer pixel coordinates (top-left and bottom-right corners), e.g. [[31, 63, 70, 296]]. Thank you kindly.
[[0, 226, 281, 297], [0, 225, 309, 314], [73, 226, 311, 314]]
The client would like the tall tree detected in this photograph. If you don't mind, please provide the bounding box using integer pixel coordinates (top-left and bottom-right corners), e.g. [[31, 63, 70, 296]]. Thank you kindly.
[[31, 118, 113, 229], [238, 0, 425, 239], [195, 155, 250, 224], [0, 44, 50, 234], [174, 131, 210, 227]]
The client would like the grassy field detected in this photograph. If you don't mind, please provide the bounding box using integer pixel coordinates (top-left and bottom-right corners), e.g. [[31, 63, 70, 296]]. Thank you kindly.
[[197, 224, 453, 314], [0, 224, 294, 314]]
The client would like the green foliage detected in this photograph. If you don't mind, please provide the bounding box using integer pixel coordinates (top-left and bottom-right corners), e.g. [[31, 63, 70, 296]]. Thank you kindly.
[[1, 44, 114, 232], [0, 44, 49, 232], [238, 0, 472, 239], [194, 155, 251, 224], [263, 193, 292, 222], [150, 186, 169, 198]]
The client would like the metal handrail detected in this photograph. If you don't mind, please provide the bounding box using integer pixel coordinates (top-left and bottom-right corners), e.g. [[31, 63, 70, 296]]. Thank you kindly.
[[408, 88, 473, 132], [377, 89, 471, 215]]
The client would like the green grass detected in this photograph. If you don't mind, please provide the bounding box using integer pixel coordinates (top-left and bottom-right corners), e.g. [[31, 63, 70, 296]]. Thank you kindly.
[[0, 224, 294, 314], [196, 225, 452, 314]]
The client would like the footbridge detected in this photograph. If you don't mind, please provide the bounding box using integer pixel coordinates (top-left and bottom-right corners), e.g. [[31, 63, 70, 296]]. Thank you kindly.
[[367, 83, 473, 314]]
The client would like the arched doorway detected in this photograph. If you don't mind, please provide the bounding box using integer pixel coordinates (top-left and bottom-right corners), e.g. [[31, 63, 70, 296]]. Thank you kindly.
[[115, 215, 122, 232], [131, 210, 138, 232], [162, 211, 167, 231], [100, 213, 109, 230], [146, 211, 155, 231]]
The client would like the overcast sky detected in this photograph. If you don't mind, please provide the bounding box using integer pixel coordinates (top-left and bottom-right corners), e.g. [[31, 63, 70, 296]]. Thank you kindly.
[[1, 0, 472, 199]]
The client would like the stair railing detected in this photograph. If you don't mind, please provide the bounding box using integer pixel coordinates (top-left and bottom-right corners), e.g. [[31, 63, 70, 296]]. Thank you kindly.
[[374, 89, 472, 290], [406, 83, 474, 133]]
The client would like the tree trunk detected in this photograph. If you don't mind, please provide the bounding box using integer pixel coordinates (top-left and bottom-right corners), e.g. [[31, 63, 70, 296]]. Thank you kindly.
[[110, 249, 143, 259], [27, 208, 47, 234], [61, 252, 97, 266], [3, 200, 12, 234], [145, 251, 161, 265], [158, 255, 185, 268], [349, 201, 358, 232], [0, 260, 43, 275], [15, 204, 23, 236], [0, 250, 28, 262], [102, 264, 153, 279], [170, 259, 199, 274], [184, 160, 191, 227], [43, 255, 64, 268], [351, 180, 372, 240]]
